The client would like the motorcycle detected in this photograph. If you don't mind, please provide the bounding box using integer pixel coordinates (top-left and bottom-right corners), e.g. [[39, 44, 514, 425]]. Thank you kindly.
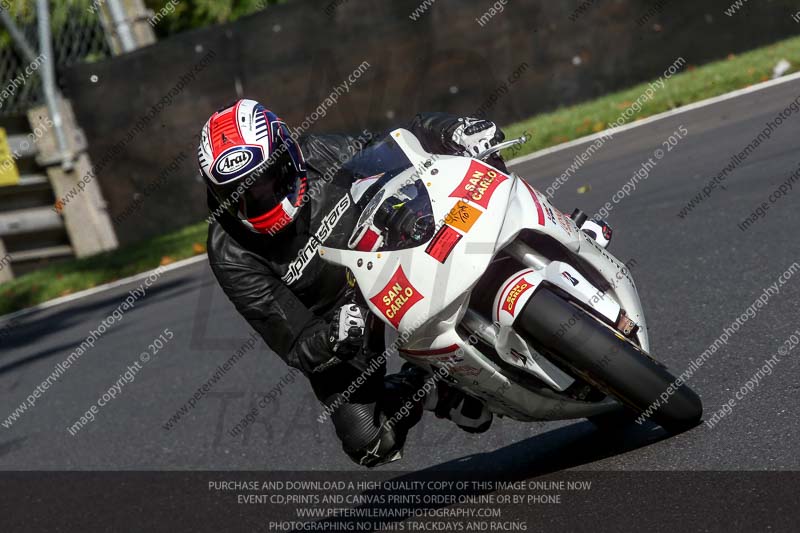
[[320, 128, 702, 433]]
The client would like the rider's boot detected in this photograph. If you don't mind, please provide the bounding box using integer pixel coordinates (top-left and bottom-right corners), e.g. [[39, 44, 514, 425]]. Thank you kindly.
[[421, 371, 493, 434], [386, 364, 493, 434]]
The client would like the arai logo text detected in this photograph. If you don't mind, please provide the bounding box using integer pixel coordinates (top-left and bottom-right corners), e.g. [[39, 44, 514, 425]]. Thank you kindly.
[[216, 149, 253, 175]]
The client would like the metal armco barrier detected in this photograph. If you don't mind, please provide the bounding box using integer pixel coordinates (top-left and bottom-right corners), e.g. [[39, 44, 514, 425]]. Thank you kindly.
[[0, 100, 118, 282], [0, 120, 69, 282]]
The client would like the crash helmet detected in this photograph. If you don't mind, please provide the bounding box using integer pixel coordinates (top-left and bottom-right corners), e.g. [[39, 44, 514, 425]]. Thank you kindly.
[[198, 99, 307, 234]]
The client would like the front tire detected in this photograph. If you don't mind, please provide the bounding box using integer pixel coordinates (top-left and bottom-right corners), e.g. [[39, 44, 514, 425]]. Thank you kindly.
[[516, 288, 702, 433]]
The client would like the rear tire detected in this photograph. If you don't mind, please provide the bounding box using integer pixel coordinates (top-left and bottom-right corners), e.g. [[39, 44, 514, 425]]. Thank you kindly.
[[516, 288, 702, 434]]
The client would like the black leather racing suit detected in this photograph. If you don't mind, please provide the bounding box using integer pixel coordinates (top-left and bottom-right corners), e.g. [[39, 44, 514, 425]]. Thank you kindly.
[[208, 113, 476, 467]]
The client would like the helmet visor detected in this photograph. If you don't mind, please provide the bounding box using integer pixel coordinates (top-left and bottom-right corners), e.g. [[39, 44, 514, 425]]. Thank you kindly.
[[239, 153, 293, 218], [210, 137, 300, 220]]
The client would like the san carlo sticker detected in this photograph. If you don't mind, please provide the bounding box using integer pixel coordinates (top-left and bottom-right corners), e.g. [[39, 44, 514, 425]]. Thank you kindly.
[[449, 160, 508, 209], [369, 266, 424, 328], [504, 279, 534, 315]]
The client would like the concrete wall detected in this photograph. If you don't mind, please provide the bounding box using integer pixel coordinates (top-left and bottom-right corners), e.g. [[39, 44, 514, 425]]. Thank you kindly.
[[60, 0, 800, 245]]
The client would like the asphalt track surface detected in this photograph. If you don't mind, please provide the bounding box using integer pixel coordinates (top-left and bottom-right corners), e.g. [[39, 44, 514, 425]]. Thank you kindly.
[[1, 78, 799, 473]]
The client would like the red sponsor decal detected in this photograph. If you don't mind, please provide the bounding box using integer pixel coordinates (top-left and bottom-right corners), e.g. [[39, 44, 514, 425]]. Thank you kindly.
[[450, 161, 508, 209], [425, 225, 462, 264], [370, 266, 423, 328], [495, 269, 535, 319], [504, 279, 534, 316]]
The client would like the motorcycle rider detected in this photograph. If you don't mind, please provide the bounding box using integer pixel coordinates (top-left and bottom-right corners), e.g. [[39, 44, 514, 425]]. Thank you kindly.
[[199, 99, 503, 467]]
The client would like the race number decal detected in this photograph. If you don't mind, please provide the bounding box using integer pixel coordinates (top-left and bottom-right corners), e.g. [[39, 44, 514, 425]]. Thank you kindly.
[[444, 200, 482, 233], [370, 266, 424, 328], [449, 161, 507, 209], [425, 225, 462, 264]]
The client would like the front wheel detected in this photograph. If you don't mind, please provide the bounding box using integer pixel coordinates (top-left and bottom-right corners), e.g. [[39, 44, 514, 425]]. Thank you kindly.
[[516, 288, 703, 434]]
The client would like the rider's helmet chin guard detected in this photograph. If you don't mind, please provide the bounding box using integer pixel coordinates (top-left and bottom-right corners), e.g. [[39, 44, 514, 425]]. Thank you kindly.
[[198, 99, 307, 235]]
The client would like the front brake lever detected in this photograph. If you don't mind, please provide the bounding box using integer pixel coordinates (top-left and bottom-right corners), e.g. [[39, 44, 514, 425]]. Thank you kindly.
[[476, 135, 528, 161]]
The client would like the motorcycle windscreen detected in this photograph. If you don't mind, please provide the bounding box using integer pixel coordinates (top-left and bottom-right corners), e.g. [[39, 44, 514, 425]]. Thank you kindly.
[[343, 135, 413, 180], [345, 134, 436, 250]]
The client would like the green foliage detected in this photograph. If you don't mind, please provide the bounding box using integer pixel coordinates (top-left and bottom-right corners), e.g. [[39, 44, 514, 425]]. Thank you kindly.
[[502, 34, 800, 159], [0, 0, 288, 48], [144, 0, 288, 38], [0, 222, 209, 316], [0, 0, 101, 48], [0, 0, 99, 26]]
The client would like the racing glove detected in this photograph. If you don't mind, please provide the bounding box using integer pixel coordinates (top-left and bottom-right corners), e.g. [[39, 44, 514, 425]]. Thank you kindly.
[[449, 117, 505, 157], [324, 304, 367, 364]]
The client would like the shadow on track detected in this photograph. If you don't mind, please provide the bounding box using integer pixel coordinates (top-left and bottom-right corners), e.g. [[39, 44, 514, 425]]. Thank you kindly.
[[0, 437, 26, 459], [302, 418, 679, 532], [0, 276, 196, 366]]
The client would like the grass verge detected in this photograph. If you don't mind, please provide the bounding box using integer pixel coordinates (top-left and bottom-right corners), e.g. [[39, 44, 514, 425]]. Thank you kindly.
[[503, 34, 800, 158], [0, 222, 207, 316], [4, 35, 800, 315]]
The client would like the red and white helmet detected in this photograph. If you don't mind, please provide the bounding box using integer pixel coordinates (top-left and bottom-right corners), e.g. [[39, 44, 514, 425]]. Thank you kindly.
[[198, 99, 307, 235]]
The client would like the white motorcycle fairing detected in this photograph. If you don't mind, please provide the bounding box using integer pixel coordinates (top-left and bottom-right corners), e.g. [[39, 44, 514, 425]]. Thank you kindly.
[[320, 129, 648, 421]]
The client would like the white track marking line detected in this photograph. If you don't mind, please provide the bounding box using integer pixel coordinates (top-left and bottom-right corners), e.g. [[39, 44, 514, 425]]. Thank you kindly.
[[508, 71, 800, 167], [0, 254, 208, 325]]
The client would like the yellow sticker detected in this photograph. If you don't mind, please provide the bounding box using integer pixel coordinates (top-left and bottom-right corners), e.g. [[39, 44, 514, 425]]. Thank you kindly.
[[0, 128, 20, 187], [444, 200, 482, 233]]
